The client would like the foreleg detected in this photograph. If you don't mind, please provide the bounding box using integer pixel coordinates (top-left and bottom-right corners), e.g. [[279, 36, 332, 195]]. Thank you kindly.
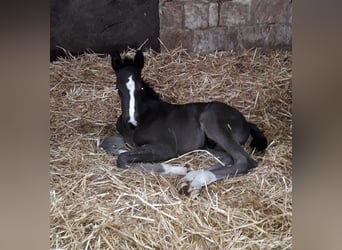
[[97, 135, 130, 156], [116, 115, 135, 145], [117, 144, 187, 176]]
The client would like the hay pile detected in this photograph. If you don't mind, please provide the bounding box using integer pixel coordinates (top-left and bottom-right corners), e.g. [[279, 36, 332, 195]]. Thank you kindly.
[[50, 47, 292, 249]]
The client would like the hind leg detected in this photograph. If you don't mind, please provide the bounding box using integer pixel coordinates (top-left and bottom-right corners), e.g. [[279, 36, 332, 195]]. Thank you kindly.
[[178, 112, 257, 192], [201, 111, 257, 168], [178, 149, 236, 192]]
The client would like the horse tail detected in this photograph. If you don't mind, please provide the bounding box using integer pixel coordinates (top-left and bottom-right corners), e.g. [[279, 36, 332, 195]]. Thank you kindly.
[[248, 122, 268, 151]]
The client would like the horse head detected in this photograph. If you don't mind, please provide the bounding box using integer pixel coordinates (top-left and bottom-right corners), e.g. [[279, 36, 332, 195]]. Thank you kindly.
[[110, 50, 146, 127]]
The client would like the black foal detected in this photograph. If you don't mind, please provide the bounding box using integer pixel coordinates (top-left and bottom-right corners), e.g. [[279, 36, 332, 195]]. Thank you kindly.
[[99, 50, 267, 192]]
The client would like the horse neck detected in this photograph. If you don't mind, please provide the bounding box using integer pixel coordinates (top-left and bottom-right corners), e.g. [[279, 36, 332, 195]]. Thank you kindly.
[[137, 81, 166, 117], [141, 81, 161, 101]]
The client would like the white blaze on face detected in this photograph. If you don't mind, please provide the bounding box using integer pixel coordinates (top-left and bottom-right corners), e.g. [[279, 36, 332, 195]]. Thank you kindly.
[[126, 75, 138, 126]]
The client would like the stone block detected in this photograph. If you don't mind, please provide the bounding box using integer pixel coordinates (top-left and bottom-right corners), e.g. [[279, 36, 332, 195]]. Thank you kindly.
[[209, 3, 219, 27], [234, 0, 252, 3], [225, 26, 240, 51], [251, 0, 292, 24], [219, 1, 251, 26], [160, 2, 184, 30], [192, 27, 228, 52], [184, 2, 209, 29], [269, 23, 292, 48], [160, 29, 193, 51], [236, 24, 270, 49], [288, 1, 293, 24]]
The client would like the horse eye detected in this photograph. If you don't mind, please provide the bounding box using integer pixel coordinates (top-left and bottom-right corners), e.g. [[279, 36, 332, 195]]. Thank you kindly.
[[140, 87, 144, 91]]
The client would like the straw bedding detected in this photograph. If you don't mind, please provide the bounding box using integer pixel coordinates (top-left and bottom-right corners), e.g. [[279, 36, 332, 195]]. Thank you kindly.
[[50, 47, 292, 249]]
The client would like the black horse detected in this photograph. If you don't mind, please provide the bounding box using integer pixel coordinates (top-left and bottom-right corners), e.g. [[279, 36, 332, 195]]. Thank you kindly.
[[99, 50, 267, 193]]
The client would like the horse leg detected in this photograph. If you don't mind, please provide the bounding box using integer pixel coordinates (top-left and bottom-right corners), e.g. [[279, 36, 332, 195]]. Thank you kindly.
[[116, 115, 135, 146], [117, 143, 188, 176], [178, 149, 234, 193], [98, 115, 137, 156], [178, 112, 257, 192], [97, 135, 131, 156]]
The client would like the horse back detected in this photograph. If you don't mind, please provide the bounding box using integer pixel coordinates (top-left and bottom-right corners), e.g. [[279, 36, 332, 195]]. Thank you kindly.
[[132, 102, 208, 154]]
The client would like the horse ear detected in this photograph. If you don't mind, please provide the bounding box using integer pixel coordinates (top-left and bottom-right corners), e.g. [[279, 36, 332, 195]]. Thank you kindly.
[[134, 50, 144, 69], [110, 51, 122, 71]]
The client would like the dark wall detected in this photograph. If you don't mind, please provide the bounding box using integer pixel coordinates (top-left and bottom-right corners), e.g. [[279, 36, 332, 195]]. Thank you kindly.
[[50, 0, 160, 61]]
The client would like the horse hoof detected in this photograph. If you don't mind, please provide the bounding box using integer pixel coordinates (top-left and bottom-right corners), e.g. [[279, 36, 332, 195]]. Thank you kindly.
[[189, 189, 200, 199], [177, 181, 189, 195], [115, 164, 129, 169], [97, 136, 129, 156], [177, 181, 201, 198], [116, 156, 129, 169]]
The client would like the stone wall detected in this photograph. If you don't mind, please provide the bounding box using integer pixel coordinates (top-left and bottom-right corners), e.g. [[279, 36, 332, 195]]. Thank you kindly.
[[50, 0, 292, 61], [160, 0, 292, 52]]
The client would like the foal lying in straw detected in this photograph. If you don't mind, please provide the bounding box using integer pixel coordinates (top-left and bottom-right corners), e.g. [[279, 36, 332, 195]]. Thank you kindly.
[[99, 50, 267, 193]]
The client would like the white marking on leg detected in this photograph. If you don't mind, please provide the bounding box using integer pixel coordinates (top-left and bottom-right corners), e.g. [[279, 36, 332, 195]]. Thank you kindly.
[[118, 149, 128, 154], [179, 169, 217, 192], [126, 75, 138, 126], [161, 164, 187, 175], [96, 138, 101, 147]]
